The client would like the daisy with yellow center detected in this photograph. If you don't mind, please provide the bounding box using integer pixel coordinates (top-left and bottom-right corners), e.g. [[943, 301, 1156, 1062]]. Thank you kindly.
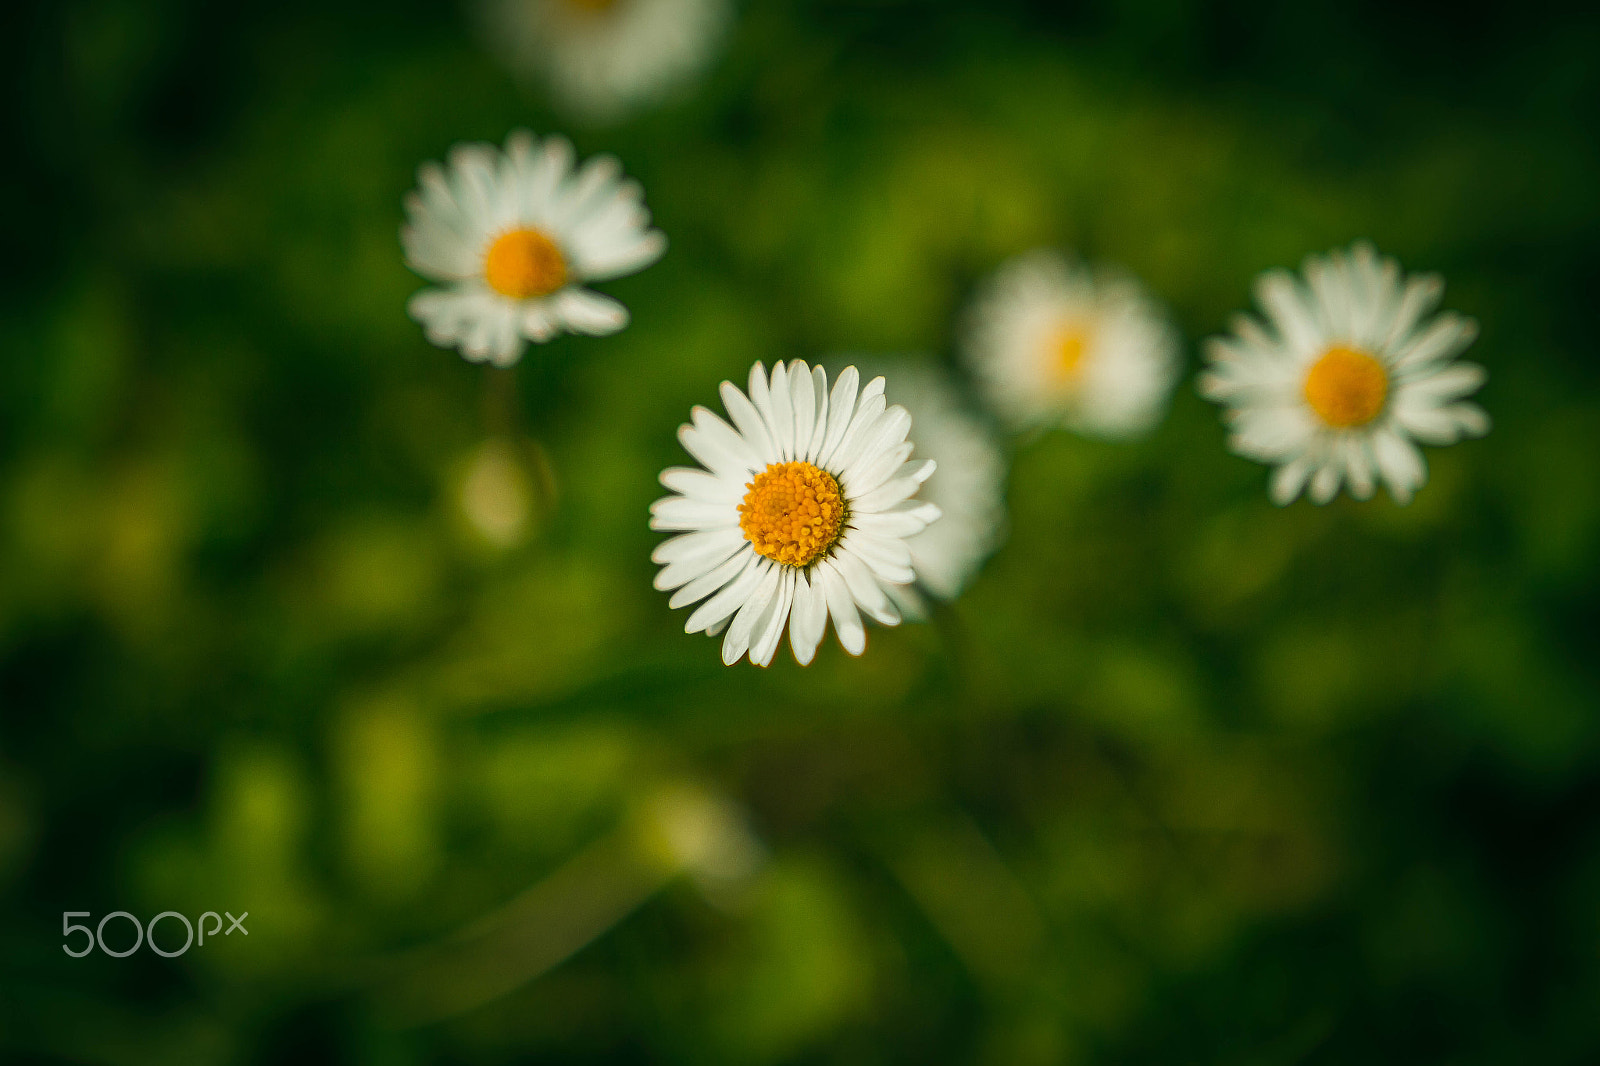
[[650, 361, 943, 667], [961, 250, 1180, 438], [481, 0, 733, 124], [1200, 241, 1489, 505], [401, 129, 665, 366]]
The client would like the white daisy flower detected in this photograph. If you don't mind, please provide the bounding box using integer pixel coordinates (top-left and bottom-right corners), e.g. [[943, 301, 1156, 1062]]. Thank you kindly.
[[482, 0, 733, 124], [650, 361, 943, 667], [1200, 241, 1489, 506], [961, 249, 1181, 438], [401, 129, 666, 367], [838, 359, 1007, 619]]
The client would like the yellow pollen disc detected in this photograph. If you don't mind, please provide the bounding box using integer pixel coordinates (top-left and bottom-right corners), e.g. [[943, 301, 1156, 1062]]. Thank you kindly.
[[1052, 325, 1091, 384], [738, 461, 846, 568], [566, 0, 620, 11], [1304, 345, 1389, 428], [483, 227, 567, 299]]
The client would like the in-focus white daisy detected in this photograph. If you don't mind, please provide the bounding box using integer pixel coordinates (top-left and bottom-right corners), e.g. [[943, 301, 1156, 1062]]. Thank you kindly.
[[482, 0, 733, 124], [962, 249, 1181, 438], [402, 129, 666, 367], [837, 359, 1007, 619], [650, 361, 943, 667], [1200, 241, 1489, 506]]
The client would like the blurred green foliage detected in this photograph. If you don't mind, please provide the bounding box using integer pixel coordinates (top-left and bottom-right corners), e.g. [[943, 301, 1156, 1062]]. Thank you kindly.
[[3, 1, 1599, 1063]]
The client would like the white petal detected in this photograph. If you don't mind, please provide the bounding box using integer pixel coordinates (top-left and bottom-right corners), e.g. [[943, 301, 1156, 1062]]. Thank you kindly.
[[553, 288, 629, 336], [553, 153, 623, 229], [852, 466, 936, 515], [747, 362, 776, 453], [843, 440, 913, 498], [1391, 313, 1477, 372], [520, 303, 559, 343], [790, 360, 816, 465], [656, 531, 747, 593], [1254, 270, 1323, 355], [1343, 438, 1375, 501], [1230, 404, 1316, 460], [837, 402, 913, 477], [410, 286, 482, 345], [901, 458, 937, 485], [789, 572, 827, 665], [1306, 255, 1354, 341], [401, 200, 480, 280], [652, 525, 744, 565], [723, 562, 780, 665], [1380, 273, 1444, 351], [528, 135, 576, 216], [685, 554, 764, 634], [680, 407, 758, 478], [719, 380, 777, 466], [460, 299, 524, 364], [839, 530, 916, 585], [1269, 457, 1313, 506], [749, 569, 796, 668], [833, 550, 900, 626], [1400, 362, 1486, 401], [885, 581, 929, 623], [818, 367, 860, 464], [575, 229, 667, 281], [649, 496, 734, 531], [766, 360, 795, 460], [849, 502, 939, 539], [653, 533, 743, 591], [820, 379, 886, 470], [818, 561, 866, 656], [1308, 461, 1341, 505], [1347, 242, 1401, 348], [1372, 428, 1427, 505], [658, 467, 743, 503], [1392, 400, 1476, 445], [1442, 402, 1490, 438], [667, 548, 751, 607], [804, 366, 831, 461]]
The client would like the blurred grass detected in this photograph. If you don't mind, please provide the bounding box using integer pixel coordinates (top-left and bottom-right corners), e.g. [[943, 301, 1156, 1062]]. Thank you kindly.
[[2, 0, 1599, 1063]]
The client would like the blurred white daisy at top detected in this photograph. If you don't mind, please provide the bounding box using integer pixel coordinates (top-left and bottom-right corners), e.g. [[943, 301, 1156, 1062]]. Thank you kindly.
[[836, 358, 1007, 619], [401, 129, 665, 367], [961, 249, 1181, 439], [650, 361, 943, 667], [1200, 241, 1488, 506], [482, 0, 734, 124]]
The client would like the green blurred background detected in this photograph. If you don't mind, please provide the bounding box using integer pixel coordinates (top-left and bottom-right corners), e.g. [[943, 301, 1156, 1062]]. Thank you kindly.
[[3, 0, 1599, 1062]]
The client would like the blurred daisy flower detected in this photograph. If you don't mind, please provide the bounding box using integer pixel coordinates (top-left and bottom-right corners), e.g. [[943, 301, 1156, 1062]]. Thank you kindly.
[[1200, 241, 1489, 505], [650, 361, 943, 667], [482, 0, 733, 124], [840, 359, 1007, 619], [401, 129, 665, 366], [962, 249, 1181, 438]]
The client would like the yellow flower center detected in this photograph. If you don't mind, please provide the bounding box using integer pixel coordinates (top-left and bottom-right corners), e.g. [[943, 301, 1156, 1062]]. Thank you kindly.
[[1303, 345, 1389, 428], [1051, 325, 1091, 384], [483, 227, 567, 299], [566, 0, 620, 12], [738, 461, 846, 568]]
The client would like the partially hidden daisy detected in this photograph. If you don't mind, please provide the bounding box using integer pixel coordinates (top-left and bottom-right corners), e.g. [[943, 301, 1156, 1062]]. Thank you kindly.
[[961, 249, 1181, 438], [402, 129, 665, 367], [482, 0, 733, 124], [1199, 241, 1489, 505], [650, 361, 943, 667], [838, 359, 1007, 619]]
